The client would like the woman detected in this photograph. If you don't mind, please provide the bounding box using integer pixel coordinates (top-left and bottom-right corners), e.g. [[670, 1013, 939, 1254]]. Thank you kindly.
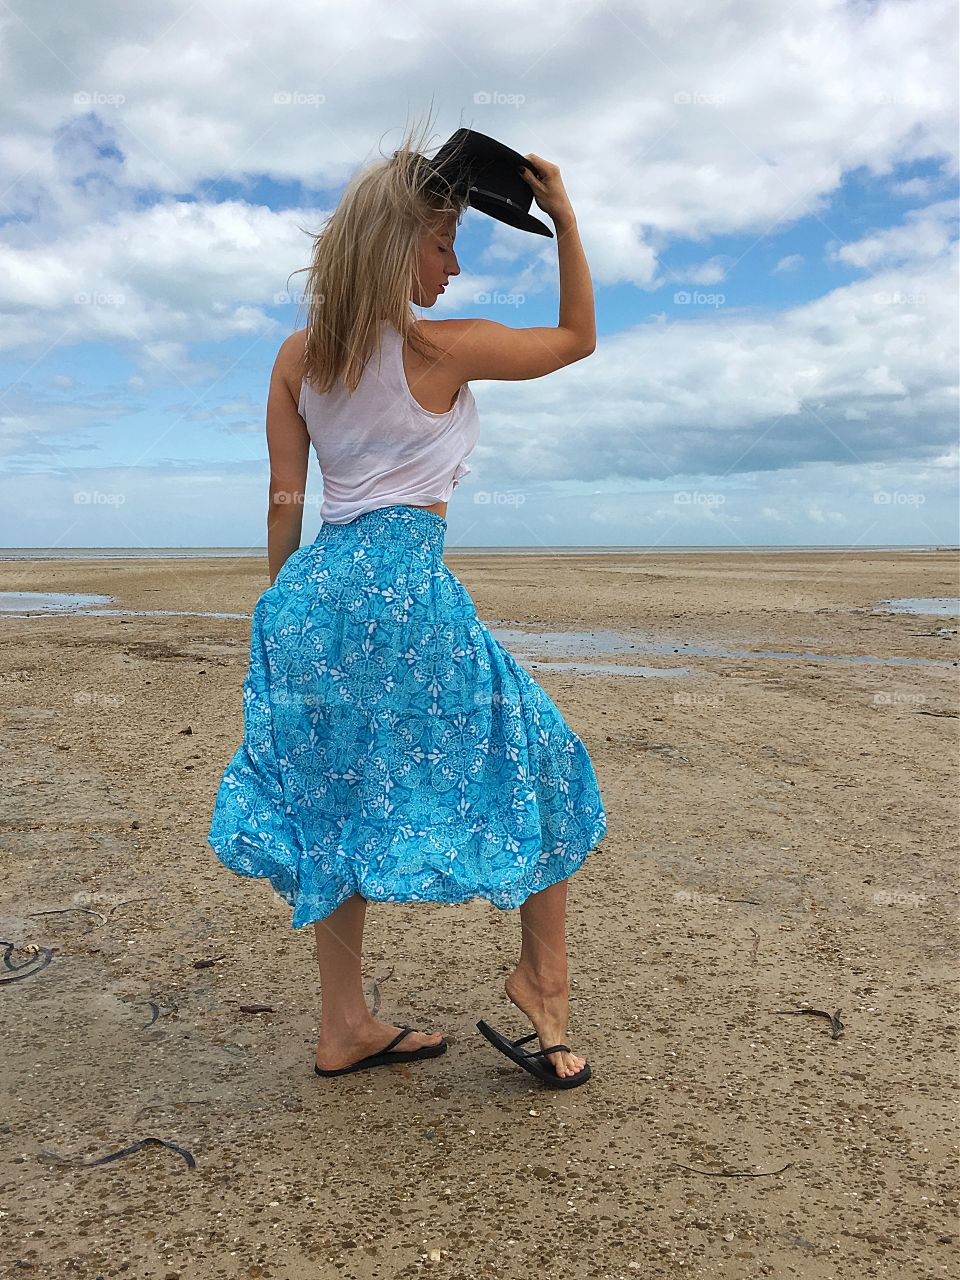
[[207, 117, 606, 1089]]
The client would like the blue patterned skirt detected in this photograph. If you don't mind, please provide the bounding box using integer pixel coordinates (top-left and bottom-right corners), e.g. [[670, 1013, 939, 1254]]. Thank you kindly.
[[207, 504, 607, 927]]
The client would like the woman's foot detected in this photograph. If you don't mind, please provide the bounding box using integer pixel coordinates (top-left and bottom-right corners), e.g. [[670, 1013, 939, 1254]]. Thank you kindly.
[[503, 965, 587, 1080], [315, 1017, 444, 1073]]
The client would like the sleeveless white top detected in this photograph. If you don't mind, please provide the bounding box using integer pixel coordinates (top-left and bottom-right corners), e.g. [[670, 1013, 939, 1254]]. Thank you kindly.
[[298, 321, 480, 524]]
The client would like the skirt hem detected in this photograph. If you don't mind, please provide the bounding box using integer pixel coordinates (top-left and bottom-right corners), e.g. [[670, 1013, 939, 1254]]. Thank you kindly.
[[208, 812, 607, 928]]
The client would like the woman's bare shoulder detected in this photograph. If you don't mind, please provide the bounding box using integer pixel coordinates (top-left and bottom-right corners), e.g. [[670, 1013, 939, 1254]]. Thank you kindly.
[[281, 328, 307, 362], [411, 317, 473, 360], [276, 329, 307, 400]]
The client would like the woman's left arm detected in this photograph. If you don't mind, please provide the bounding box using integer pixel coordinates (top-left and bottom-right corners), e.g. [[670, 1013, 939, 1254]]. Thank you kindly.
[[265, 336, 310, 585]]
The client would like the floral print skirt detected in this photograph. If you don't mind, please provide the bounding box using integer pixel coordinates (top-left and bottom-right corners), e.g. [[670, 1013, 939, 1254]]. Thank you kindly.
[[207, 504, 607, 927]]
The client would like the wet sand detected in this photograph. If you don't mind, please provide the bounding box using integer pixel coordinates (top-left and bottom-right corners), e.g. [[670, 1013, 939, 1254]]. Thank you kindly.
[[0, 548, 957, 1279]]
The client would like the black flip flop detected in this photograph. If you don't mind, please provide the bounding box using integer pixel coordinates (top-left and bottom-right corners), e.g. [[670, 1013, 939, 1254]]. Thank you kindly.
[[314, 1026, 448, 1077], [476, 1019, 592, 1088]]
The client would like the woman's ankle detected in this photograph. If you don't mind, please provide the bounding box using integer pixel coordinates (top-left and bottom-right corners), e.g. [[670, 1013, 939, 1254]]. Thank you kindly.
[[509, 961, 569, 996], [317, 1010, 376, 1038]]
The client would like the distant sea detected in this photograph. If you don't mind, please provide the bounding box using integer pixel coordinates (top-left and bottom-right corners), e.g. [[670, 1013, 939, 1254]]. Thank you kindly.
[[0, 544, 955, 561]]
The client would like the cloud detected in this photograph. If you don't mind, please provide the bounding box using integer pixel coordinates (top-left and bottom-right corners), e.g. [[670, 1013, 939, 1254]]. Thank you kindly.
[[473, 219, 957, 485], [830, 199, 959, 268], [0, 198, 324, 358], [1, 0, 956, 279], [773, 254, 803, 274], [680, 256, 732, 285]]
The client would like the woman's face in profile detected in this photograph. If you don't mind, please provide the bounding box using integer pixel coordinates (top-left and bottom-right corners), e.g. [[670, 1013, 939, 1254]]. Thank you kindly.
[[412, 213, 460, 307]]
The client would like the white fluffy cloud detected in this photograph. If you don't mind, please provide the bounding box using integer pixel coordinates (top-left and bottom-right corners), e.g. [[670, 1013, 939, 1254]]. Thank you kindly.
[[472, 228, 957, 485], [830, 199, 958, 268], [0, 198, 324, 355], [1, 0, 956, 269]]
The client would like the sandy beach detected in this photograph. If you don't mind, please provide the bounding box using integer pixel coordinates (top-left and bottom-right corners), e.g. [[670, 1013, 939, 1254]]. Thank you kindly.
[[1, 547, 957, 1279]]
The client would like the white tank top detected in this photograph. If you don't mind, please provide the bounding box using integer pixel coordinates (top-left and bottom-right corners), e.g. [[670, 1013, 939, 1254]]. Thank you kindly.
[[298, 321, 480, 524]]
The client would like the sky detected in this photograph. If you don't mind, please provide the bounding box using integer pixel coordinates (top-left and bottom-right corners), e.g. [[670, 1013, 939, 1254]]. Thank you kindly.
[[1, 0, 958, 550]]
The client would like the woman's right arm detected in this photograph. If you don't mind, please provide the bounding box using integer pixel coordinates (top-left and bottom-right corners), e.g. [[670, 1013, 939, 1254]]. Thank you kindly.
[[554, 213, 595, 355], [437, 153, 596, 381]]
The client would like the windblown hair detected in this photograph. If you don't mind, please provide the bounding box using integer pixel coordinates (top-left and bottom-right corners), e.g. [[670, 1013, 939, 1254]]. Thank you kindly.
[[290, 111, 471, 395]]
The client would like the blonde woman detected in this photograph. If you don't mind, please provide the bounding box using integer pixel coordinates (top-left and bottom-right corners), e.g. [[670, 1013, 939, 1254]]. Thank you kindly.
[[208, 115, 606, 1089]]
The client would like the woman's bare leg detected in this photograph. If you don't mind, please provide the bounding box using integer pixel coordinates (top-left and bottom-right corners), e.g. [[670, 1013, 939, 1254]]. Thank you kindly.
[[313, 893, 371, 1031], [313, 893, 444, 1071], [503, 878, 588, 1079]]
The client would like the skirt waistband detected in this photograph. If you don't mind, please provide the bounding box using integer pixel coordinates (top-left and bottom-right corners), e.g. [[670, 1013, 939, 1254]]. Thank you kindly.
[[313, 504, 447, 552]]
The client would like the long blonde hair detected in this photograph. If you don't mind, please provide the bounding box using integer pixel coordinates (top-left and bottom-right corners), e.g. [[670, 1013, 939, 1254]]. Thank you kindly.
[[291, 110, 471, 394]]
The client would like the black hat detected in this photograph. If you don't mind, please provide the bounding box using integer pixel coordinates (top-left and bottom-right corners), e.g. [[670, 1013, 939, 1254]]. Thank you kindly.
[[424, 128, 554, 239]]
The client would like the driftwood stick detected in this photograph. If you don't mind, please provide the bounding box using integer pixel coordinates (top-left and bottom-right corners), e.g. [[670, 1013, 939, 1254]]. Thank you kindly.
[[773, 1005, 844, 1039], [676, 1160, 793, 1178], [0, 942, 54, 984], [26, 907, 107, 928], [37, 1136, 196, 1170]]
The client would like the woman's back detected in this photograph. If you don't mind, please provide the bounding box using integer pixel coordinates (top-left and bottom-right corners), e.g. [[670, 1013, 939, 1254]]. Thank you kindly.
[[296, 319, 480, 525]]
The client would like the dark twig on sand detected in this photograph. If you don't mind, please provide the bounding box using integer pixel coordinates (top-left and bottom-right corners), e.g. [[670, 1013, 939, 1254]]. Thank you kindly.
[[108, 897, 157, 916], [140, 999, 180, 1029], [773, 1005, 844, 1039], [26, 906, 107, 928], [23, 897, 155, 932], [676, 1160, 793, 1178], [0, 941, 53, 984], [37, 1136, 196, 1170]]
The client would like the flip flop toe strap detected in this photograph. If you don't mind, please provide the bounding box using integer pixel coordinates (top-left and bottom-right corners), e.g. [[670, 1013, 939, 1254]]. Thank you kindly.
[[511, 1032, 539, 1048], [381, 1026, 414, 1054], [512, 1029, 570, 1059]]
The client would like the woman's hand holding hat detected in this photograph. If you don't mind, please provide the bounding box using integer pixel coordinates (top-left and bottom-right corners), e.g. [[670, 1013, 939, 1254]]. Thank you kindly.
[[518, 153, 575, 225]]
